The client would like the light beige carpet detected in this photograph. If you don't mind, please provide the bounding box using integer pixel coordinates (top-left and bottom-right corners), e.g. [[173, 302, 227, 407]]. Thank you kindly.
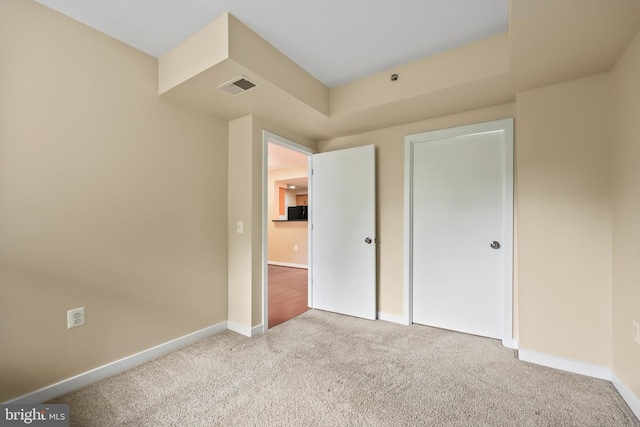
[[50, 310, 638, 426]]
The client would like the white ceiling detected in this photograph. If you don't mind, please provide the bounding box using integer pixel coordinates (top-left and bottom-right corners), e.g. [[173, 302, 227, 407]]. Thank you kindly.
[[268, 143, 309, 172], [34, 0, 508, 88]]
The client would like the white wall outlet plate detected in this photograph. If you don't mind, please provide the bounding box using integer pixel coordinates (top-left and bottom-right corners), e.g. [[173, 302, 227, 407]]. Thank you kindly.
[[633, 320, 640, 344], [67, 307, 86, 329]]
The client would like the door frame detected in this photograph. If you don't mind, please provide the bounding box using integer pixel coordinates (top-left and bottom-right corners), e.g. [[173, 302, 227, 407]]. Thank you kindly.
[[403, 119, 514, 348], [261, 131, 316, 333]]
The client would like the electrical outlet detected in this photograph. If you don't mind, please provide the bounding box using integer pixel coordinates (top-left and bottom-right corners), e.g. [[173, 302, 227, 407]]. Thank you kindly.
[[237, 221, 244, 234], [633, 320, 640, 345], [67, 307, 86, 329], [294, 245, 298, 251]]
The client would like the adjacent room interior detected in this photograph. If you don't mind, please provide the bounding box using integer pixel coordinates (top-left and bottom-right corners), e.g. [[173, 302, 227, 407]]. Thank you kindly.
[[266, 142, 310, 328]]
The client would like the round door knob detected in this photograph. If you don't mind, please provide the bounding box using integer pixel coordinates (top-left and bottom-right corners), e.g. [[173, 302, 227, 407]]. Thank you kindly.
[[365, 237, 372, 244], [490, 241, 501, 249]]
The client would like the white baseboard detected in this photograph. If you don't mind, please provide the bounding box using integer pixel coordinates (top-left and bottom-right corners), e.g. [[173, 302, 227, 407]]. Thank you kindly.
[[611, 371, 640, 420], [228, 321, 264, 337], [251, 324, 264, 337], [267, 261, 308, 269], [518, 348, 611, 380], [518, 349, 640, 420], [377, 312, 406, 325], [512, 338, 520, 350], [501, 336, 517, 350], [5, 321, 228, 404], [228, 320, 251, 337]]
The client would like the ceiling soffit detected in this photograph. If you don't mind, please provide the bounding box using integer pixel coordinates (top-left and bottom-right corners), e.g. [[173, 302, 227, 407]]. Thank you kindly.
[[159, 1, 640, 140], [159, 13, 329, 117]]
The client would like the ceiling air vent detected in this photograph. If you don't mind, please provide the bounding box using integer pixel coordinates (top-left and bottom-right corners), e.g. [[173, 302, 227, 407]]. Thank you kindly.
[[216, 75, 259, 96]]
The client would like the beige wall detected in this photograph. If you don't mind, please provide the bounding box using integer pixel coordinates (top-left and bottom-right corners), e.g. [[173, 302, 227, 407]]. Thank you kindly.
[[227, 116, 254, 329], [319, 103, 516, 317], [516, 74, 612, 366], [0, 0, 229, 402], [268, 167, 309, 266], [610, 29, 640, 398]]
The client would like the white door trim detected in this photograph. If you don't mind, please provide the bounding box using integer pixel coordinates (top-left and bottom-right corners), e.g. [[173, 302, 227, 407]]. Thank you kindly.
[[403, 118, 514, 348], [261, 131, 315, 333]]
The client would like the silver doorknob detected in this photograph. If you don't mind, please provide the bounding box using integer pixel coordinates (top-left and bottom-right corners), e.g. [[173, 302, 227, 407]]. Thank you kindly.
[[490, 241, 501, 249], [365, 237, 372, 244]]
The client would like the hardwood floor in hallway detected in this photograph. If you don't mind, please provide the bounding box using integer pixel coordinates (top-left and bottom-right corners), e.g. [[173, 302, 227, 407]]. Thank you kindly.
[[268, 265, 309, 328]]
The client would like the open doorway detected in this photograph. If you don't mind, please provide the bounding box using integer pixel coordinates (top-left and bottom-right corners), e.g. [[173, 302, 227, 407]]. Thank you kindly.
[[263, 132, 315, 330]]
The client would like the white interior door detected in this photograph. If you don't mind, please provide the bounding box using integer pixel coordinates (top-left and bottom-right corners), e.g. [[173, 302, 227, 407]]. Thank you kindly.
[[408, 120, 513, 341], [312, 145, 376, 320]]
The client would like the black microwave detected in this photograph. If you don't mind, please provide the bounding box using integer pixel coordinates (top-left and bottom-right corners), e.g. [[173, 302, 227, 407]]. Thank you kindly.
[[287, 206, 308, 220]]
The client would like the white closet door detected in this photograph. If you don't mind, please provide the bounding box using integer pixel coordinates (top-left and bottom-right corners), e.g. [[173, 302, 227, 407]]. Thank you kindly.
[[410, 121, 512, 340]]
